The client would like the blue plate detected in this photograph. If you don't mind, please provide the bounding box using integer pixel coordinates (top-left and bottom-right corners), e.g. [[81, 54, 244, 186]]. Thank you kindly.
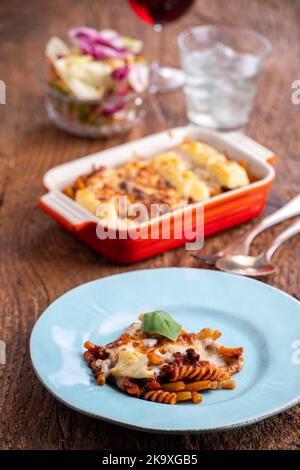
[[30, 268, 300, 433]]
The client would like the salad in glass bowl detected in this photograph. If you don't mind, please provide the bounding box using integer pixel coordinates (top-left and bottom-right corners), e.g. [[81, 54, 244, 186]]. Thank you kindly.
[[42, 27, 149, 137]]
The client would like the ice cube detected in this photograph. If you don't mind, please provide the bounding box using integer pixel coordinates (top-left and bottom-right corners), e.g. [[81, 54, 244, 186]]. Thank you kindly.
[[181, 48, 216, 76], [213, 42, 260, 78], [214, 42, 238, 61]]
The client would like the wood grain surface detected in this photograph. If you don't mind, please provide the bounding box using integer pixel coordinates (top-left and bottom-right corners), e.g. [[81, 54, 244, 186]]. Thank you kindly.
[[0, 0, 299, 450]]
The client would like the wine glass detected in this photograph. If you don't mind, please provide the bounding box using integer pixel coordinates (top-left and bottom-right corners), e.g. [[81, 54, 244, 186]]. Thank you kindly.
[[128, 0, 195, 93]]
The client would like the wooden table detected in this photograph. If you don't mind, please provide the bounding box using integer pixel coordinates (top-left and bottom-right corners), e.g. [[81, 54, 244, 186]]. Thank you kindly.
[[1, 0, 299, 451]]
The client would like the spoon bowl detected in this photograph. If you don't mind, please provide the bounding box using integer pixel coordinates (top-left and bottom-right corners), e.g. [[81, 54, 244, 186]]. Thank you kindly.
[[215, 217, 300, 276], [216, 254, 275, 276]]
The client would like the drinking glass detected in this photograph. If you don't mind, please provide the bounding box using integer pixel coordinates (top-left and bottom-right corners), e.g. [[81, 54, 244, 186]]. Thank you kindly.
[[128, 0, 195, 93], [178, 25, 271, 130]]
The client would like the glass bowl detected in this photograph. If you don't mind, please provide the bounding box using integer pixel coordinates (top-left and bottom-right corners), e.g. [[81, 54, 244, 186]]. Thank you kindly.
[[40, 80, 147, 138]]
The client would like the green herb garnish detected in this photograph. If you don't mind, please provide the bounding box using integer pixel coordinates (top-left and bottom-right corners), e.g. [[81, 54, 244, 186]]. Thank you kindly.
[[141, 311, 182, 342]]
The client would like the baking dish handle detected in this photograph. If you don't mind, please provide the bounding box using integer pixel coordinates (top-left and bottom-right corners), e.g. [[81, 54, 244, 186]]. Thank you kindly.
[[222, 132, 276, 164], [39, 190, 98, 230]]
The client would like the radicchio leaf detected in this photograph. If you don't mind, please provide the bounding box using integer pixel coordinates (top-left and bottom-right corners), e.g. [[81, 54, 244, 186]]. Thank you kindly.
[[68, 27, 130, 59]]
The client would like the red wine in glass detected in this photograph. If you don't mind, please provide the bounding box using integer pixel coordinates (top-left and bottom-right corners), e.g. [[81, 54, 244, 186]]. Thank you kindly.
[[128, 0, 195, 92], [128, 0, 195, 25]]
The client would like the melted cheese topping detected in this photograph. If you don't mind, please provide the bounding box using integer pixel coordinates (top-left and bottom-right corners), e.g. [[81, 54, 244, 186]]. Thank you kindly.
[[65, 139, 252, 224], [110, 349, 152, 379], [96, 322, 243, 381], [158, 340, 226, 367]]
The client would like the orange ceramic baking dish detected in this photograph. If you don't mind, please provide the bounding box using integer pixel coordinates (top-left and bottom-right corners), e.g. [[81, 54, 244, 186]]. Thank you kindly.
[[39, 126, 275, 263]]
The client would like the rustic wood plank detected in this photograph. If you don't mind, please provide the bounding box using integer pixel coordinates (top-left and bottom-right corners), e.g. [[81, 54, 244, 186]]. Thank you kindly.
[[0, 0, 299, 450]]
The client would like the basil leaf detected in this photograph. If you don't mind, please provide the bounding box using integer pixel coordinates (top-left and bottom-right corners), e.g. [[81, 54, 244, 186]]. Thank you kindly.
[[141, 311, 182, 342]]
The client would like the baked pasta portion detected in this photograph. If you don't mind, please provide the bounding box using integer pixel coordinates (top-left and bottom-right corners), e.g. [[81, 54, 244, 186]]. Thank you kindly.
[[83, 312, 244, 405], [64, 139, 251, 226]]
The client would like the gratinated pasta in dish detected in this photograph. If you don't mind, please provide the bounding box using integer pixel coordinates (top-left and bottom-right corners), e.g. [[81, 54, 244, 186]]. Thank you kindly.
[[64, 139, 251, 226], [83, 311, 244, 405]]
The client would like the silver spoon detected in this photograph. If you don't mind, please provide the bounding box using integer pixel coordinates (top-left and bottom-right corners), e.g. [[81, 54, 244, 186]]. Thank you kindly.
[[215, 218, 300, 276], [191, 194, 300, 266]]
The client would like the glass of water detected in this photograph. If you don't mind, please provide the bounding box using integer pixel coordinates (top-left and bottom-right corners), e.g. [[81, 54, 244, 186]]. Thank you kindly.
[[178, 25, 271, 131]]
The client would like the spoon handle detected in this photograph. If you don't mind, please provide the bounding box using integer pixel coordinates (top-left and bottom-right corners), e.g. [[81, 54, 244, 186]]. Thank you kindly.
[[221, 193, 300, 256], [249, 194, 300, 240], [265, 218, 300, 261]]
